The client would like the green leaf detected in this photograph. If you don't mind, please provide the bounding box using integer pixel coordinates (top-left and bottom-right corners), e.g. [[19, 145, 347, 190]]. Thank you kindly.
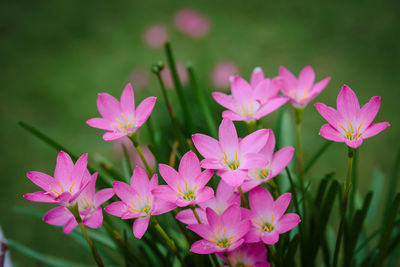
[[304, 141, 332, 174], [384, 147, 400, 220], [121, 143, 133, 181], [282, 234, 299, 266]]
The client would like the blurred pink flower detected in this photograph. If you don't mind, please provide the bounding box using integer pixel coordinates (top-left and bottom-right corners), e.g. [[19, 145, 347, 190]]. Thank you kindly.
[[142, 24, 168, 48], [211, 61, 240, 90], [160, 62, 189, 90], [174, 8, 211, 39], [217, 242, 270, 267], [129, 69, 150, 91], [114, 137, 156, 170]]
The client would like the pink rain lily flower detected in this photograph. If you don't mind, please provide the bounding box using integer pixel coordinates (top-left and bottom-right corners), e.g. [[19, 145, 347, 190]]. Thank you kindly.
[[245, 187, 300, 245], [87, 83, 157, 141], [217, 242, 270, 267], [153, 151, 214, 207], [212, 68, 288, 121], [241, 129, 294, 192], [105, 166, 176, 238], [129, 68, 150, 91], [114, 137, 156, 170], [192, 118, 269, 187], [24, 151, 91, 206], [279, 66, 330, 108], [160, 62, 189, 90], [211, 61, 240, 90], [43, 174, 114, 234], [142, 24, 168, 48], [315, 85, 390, 149], [174, 8, 211, 39], [176, 179, 240, 225], [187, 205, 251, 254]]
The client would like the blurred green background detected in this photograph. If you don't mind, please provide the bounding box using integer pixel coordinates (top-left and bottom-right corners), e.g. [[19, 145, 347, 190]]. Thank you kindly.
[[1, 0, 399, 265]]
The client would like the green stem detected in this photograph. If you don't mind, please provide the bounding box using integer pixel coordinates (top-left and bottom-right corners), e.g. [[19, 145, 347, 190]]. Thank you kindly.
[[268, 179, 280, 198], [191, 205, 202, 224], [268, 245, 279, 266], [245, 121, 256, 134], [238, 186, 249, 208], [128, 133, 154, 177], [68, 205, 104, 267], [332, 147, 354, 267], [224, 252, 233, 267], [151, 217, 186, 266], [295, 108, 305, 189]]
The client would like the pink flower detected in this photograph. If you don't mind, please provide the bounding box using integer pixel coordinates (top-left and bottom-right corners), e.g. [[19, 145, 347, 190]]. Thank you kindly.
[[142, 24, 168, 48], [211, 61, 239, 90], [174, 8, 210, 39], [217, 242, 270, 267], [245, 187, 300, 245], [176, 179, 240, 225], [153, 151, 214, 207], [315, 85, 390, 149], [241, 130, 294, 192], [24, 151, 91, 206], [43, 174, 114, 234], [212, 68, 288, 122], [187, 205, 250, 254], [128, 68, 150, 91], [160, 62, 189, 90], [105, 167, 176, 238], [279, 66, 330, 108], [114, 137, 156, 170], [192, 118, 269, 187], [87, 83, 157, 141]]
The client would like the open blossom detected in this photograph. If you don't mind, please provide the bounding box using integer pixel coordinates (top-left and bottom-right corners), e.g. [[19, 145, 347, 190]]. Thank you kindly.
[[153, 151, 214, 207], [87, 83, 156, 141], [176, 179, 240, 225], [174, 8, 210, 39], [279, 66, 330, 108], [192, 118, 269, 187], [245, 187, 300, 245], [128, 68, 150, 91], [315, 85, 390, 149], [43, 174, 114, 234], [142, 24, 168, 48], [187, 205, 250, 254], [105, 167, 176, 238], [241, 129, 294, 192], [24, 151, 91, 206], [211, 61, 240, 90], [217, 242, 270, 267], [114, 137, 156, 170], [212, 68, 288, 121]]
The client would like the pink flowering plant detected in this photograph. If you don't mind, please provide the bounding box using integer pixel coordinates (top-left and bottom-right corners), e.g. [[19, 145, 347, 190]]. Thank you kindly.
[[15, 39, 398, 267]]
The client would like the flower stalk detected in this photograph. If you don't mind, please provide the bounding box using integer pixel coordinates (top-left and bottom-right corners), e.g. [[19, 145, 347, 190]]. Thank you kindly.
[[295, 107, 305, 188], [238, 186, 249, 208], [224, 252, 233, 267], [68, 204, 104, 267], [128, 133, 154, 177]]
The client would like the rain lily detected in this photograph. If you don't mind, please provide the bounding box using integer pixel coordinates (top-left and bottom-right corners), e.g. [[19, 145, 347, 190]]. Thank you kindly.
[[176, 179, 240, 225], [212, 68, 288, 121], [315, 85, 390, 149], [43, 173, 114, 234], [114, 137, 156, 170], [105, 166, 176, 238], [129, 68, 150, 91], [187, 205, 250, 254], [174, 8, 211, 39], [241, 129, 294, 192], [211, 61, 240, 90], [160, 62, 189, 90], [142, 24, 168, 48], [87, 83, 157, 141], [24, 151, 91, 206], [153, 151, 214, 207], [217, 242, 270, 267], [245, 187, 300, 245], [192, 118, 269, 187], [279, 65, 330, 108]]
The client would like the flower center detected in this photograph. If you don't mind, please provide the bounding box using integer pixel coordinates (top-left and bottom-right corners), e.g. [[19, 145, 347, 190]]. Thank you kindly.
[[338, 119, 365, 141], [79, 196, 92, 210], [249, 167, 269, 180], [51, 181, 76, 197], [221, 150, 240, 170], [236, 101, 256, 118], [209, 225, 236, 249], [112, 112, 135, 133], [253, 214, 275, 232], [129, 194, 151, 214], [176, 180, 198, 201]]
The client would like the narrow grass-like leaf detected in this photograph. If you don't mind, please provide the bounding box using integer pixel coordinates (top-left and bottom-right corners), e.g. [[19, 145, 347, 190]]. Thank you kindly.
[[274, 106, 285, 147], [304, 141, 332, 174], [349, 149, 359, 215], [366, 169, 385, 225], [122, 144, 133, 180], [282, 234, 299, 266], [384, 147, 400, 220]]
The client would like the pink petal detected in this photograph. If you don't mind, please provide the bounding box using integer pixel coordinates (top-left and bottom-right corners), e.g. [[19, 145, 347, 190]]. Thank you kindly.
[[94, 188, 114, 206], [359, 96, 380, 128], [86, 118, 113, 131], [216, 180, 236, 201], [54, 151, 73, 182], [273, 193, 292, 218], [176, 208, 206, 225], [239, 129, 269, 155], [241, 153, 268, 169], [231, 76, 253, 101], [218, 169, 247, 187], [70, 153, 88, 186], [314, 103, 344, 131], [190, 240, 218, 254], [240, 179, 261, 193], [319, 124, 345, 142], [179, 151, 201, 179], [130, 166, 150, 193], [219, 119, 239, 153], [64, 218, 79, 234], [187, 224, 212, 240], [245, 228, 261, 243], [270, 147, 294, 178], [192, 134, 221, 159], [311, 77, 330, 95], [97, 93, 121, 119], [345, 138, 363, 149], [206, 207, 222, 229], [152, 198, 177, 215], [104, 201, 128, 217], [249, 187, 274, 214], [103, 132, 127, 141], [55, 192, 72, 204], [298, 66, 315, 89], [194, 187, 214, 204], [276, 213, 300, 233], [260, 231, 279, 245], [113, 181, 137, 203], [24, 191, 56, 203], [279, 66, 297, 92], [159, 164, 181, 186], [43, 206, 73, 225], [120, 83, 135, 115], [26, 171, 57, 191], [250, 67, 265, 87], [200, 158, 222, 169], [152, 185, 177, 202], [83, 208, 103, 229], [133, 216, 150, 239], [362, 122, 390, 139], [135, 96, 157, 126], [196, 169, 214, 188], [336, 85, 360, 120], [260, 129, 275, 158], [221, 205, 241, 228], [212, 92, 234, 110], [222, 110, 245, 121], [255, 97, 288, 119], [149, 174, 159, 189]]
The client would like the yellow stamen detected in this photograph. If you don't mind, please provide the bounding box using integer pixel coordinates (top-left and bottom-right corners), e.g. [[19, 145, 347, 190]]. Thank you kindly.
[[177, 183, 182, 193], [59, 183, 65, 193], [136, 195, 142, 205], [185, 180, 188, 191], [146, 194, 150, 204], [69, 181, 76, 193], [357, 121, 365, 132], [217, 224, 221, 234], [51, 189, 60, 196], [129, 200, 136, 208], [129, 208, 140, 212], [348, 118, 354, 132]]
